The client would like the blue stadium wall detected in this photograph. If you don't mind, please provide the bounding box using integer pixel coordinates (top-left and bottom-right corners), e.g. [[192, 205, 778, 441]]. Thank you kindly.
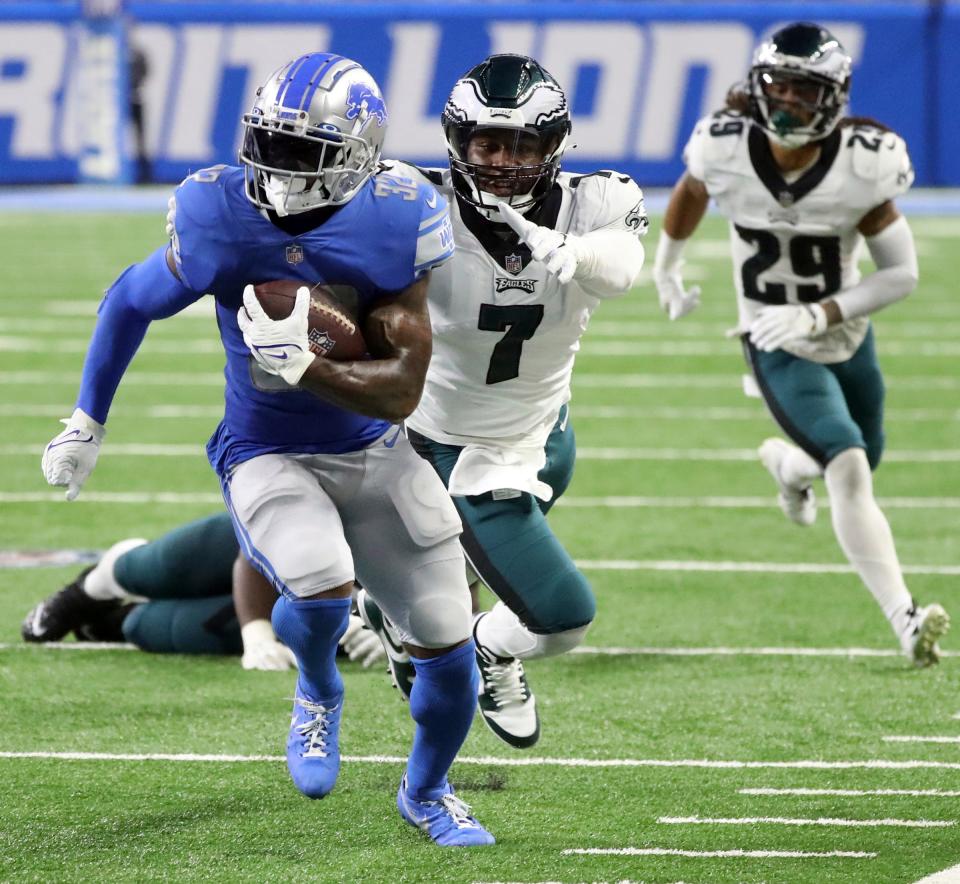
[[0, 1, 955, 185]]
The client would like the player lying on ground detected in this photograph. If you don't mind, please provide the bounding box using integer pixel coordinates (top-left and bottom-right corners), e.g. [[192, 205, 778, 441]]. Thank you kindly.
[[652, 22, 949, 665], [41, 53, 494, 846], [21, 513, 383, 672]]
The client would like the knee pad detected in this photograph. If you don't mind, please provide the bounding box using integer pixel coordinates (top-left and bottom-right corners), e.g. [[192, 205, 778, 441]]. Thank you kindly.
[[396, 555, 473, 649]]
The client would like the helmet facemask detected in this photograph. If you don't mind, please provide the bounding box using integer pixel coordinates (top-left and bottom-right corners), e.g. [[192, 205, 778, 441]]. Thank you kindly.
[[748, 24, 851, 149], [446, 122, 566, 216], [240, 54, 387, 215]]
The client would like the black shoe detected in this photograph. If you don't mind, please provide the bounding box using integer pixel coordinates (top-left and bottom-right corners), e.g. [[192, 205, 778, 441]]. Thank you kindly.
[[21, 567, 126, 642]]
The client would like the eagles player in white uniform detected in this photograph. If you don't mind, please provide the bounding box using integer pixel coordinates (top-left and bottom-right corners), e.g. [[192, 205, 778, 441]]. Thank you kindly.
[[359, 54, 647, 747], [652, 23, 949, 666]]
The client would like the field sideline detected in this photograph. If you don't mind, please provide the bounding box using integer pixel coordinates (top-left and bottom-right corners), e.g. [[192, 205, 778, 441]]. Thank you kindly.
[[0, 203, 957, 883]]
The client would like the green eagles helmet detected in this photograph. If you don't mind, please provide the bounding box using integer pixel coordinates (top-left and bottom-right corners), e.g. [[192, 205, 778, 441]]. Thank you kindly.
[[441, 54, 571, 216], [749, 22, 852, 148]]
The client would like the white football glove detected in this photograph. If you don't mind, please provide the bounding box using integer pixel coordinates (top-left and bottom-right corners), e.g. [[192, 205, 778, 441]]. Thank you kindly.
[[165, 195, 176, 239], [41, 408, 105, 501], [499, 201, 580, 284], [238, 284, 316, 385], [748, 303, 828, 352], [240, 619, 298, 671], [339, 613, 386, 668], [652, 268, 701, 321]]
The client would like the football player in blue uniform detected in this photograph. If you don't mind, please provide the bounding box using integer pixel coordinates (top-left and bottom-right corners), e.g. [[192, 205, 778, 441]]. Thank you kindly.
[[40, 53, 493, 846]]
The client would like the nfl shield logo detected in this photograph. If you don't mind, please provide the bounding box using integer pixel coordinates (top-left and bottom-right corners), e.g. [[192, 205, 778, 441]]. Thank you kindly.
[[505, 253, 523, 275], [286, 245, 304, 265]]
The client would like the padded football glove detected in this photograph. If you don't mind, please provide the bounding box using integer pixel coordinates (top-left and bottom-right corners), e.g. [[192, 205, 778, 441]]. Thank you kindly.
[[42, 408, 105, 501]]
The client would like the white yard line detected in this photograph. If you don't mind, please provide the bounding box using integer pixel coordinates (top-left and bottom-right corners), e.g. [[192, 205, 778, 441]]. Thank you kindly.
[[2, 405, 956, 424], [576, 447, 960, 463], [5, 445, 959, 464], [572, 405, 958, 422], [913, 863, 960, 883], [558, 496, 960, 510], [741, 788, 960, 797], [7, 641, 955, 660], [0, 337, 223, 354], [2, 546, 957, 577], [562, 848, 876, 858], [2, 751, 960, 770], [4, 492, 959, 511], [659, 815, 954, 828], [572, 373, 960, 391], [578, 341, 960, 358], [6, 642, 957, 660], [6, 371, 958, 390], [575, 560, 960, 576], [571, 646, 959, 659], [884, 737, 960, 745], [0, 492, 221, 505]]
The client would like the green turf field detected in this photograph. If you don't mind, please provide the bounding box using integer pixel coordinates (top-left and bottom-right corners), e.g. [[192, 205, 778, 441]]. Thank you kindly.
[[1, 210, 958, 883]]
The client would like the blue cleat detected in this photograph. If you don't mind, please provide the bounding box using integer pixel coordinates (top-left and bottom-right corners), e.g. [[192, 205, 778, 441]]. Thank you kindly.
[[286, 681, 343, 799], [396, 775, 495, 846]]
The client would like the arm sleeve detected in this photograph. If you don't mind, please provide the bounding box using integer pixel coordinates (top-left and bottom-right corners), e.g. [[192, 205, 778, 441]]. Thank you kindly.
[[832, 216, 918, 321], [76, 246, 203, 423], [571, 173, 648, 298]]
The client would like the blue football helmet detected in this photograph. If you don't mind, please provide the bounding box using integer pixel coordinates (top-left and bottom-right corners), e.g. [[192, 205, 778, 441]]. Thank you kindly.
[[240, 53, 388, 215]]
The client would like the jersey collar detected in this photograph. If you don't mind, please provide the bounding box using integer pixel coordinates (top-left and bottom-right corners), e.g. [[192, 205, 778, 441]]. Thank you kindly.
[[748, 125, 842, 207]]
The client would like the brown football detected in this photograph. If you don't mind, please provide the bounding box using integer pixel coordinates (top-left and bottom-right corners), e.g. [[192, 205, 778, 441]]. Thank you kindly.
[[252, 280, 367, 361]]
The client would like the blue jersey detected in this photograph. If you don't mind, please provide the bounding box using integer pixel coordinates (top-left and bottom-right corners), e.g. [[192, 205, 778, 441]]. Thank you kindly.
[[78, 163, 454, 477]]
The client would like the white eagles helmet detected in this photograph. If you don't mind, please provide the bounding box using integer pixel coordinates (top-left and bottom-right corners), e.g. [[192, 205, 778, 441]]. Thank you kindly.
[[749, 22, 852, 148], [442, 54, 571, 217], [240, 53, 388, 215]]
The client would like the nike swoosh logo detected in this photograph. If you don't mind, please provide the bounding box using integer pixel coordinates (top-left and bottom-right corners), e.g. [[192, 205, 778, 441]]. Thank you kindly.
[[255, 344, 303, 360], [383, 427, 402, 448], [425, 192, 438, 209], [48, 431, 94, 449]]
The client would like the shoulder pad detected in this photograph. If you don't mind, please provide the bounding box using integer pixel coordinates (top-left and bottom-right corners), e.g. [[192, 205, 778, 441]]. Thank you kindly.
[[382, 159, 446, 189], [170, 165, 234, 291], [847, 127, 914, 200], [568, 171, 648, 237], [173, 165, 232, 230], [683, 110, 747, 179]]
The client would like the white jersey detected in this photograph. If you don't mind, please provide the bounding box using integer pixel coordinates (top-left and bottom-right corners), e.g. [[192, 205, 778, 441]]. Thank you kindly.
[[684, 111, 913, 363], [386, 162, 646, 448]]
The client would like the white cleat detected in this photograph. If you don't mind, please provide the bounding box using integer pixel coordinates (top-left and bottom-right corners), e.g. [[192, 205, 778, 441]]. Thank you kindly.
[[901, 603, 951, 668], [758, 437, 816, 527]]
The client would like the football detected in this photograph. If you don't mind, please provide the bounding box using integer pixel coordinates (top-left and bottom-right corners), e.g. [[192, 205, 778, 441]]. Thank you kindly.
[[251, 280, 367, 361]]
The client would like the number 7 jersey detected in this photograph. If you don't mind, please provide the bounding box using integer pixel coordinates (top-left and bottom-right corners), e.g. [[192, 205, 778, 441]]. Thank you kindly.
[[684, 111, 914, 363], [385, 162, 647, 448]]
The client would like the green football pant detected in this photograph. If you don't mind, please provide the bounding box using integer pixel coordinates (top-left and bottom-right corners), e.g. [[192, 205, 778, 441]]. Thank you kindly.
[[408, 407, 595, 634]]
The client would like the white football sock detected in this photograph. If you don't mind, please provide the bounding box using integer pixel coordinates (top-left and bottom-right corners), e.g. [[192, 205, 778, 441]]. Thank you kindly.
[[474, 601, 589, 660], [824, 448, 913, 637], [779, 444, 823, 489], [82, 538, 149, 602]]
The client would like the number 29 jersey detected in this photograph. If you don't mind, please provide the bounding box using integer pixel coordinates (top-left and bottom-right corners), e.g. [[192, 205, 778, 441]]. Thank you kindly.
[[386, 162, 647, 448], [684, 111, 914, 363]]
